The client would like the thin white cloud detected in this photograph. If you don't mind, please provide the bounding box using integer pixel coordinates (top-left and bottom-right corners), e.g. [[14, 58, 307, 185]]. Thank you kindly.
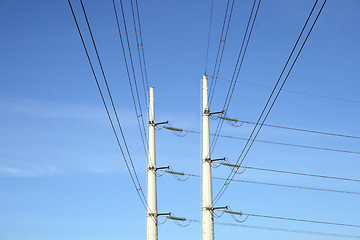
[[0, 161, 58, 177], [0, 96, 138, 126]]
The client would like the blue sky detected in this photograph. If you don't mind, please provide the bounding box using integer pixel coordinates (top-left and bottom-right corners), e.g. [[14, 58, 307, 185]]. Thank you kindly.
[[0, 0, 359, 239]]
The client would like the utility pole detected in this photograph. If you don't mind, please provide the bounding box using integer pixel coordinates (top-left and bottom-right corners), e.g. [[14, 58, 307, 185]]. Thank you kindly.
[[147, 87, 158, 240], [202, 75, 214, 240]]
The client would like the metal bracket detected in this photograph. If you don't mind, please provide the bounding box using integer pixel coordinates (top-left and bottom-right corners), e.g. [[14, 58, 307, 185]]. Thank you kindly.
[[212, 206, 229, 210], [157, 212, 171, 216], [155, 121, 169, 126], [203, 108, 210, 115], [156, 166, 170, 171], [206, 157, 226, 163], [209, 110, 225, 116]]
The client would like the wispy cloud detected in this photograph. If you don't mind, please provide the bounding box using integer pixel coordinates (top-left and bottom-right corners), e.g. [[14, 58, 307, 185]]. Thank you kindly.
[[0, 160, 58, 177], [0, 97, 138, 126]]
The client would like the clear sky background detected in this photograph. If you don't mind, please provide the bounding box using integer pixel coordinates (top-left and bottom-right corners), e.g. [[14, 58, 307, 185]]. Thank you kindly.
[[0, 0, 359, 239]]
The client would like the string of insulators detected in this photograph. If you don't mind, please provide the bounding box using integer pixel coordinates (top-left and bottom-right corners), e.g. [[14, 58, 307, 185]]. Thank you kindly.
[[224, 210, 243, 216], [165, 170, 185, 176], [167, 216, 187, 221], [221, 162, 241, 168], [219, 116, 239, 122], [164, 126, 184, 132]]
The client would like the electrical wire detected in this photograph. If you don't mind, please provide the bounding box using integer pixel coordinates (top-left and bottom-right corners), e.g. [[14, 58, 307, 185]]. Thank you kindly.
[[68, 0, 148, 212], [220, 157, 360, 182], [214, 0, 328, 204], [241, 212, 360, 228], [112, 0, 149, 163], [163, 171, 360, 195], [210, 0, 261, 153], [79, 0, 148, 203], [182, 129, 360, 155], [234, 165, 360, 183], [133, 0, 150, 93], [204, 0, 215, 74], [208, 75, 360, 104], [187, 219, 360, 238], [213, 117, 360, 140], [208, 0, 235, 106], [129, 0, 149, 102]]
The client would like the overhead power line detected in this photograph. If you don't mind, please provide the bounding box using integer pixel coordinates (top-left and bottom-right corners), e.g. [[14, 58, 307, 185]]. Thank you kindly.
[[235, 165, 360, 183], [208, 0, 235, 106], [68, 0, 148, 211], [129, 0, 149, 102], [218, 118, 360, 140], [79, 0, 147, 205], [208, 75, 360, 104], [175, 218, 360, 238], [182, 129, 360, 155], [112, 0, 150, 162], [163, 171, 360, 195], [211, 220, 360, 239], [204, 0, 215, 74], [210, 0, 261, 152], [238, 212, 360, 228], [214, 0, 328, 204]]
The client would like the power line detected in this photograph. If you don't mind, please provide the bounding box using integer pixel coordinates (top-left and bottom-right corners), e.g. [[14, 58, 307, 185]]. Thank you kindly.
[[204, 0, 215, 74], [112, 0, 149, 162], [187, 219, 360, 239], [209, 220, 360, 239], [182, 129, 360, 155], [67, 0, 147, 210], [117, 0, 148, 138], [163, 171, 360, 195], [166, 217, 360, 238], [208, 75, 360, 104], [219, 118, 360, 140], [235, 165, 360, 183], [208, 0, 235, 106], [133, 0, 150, 93], [214, 0, 328, 204], [79, 0, 147, 203], [129, 0, 149, 102], [240, 212, 360, 228], [210, 0, 261, 153]]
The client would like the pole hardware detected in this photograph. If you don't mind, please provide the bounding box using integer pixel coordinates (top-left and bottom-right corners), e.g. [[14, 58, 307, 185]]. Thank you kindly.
[[212, 206, 229, 210], [218, 116, 238, 122], [165, 170, 185, 176], [221, 162, 241, 168], [157, 212, 171, 216], [167, 216, 187, 222], [209, 110, 226, 116], [205, 206, 228, 211], [164, 126, 184, 132], [155, 121, 169, 126], [223, 210, 243, 216], [156, 166, 170, 171], [203, 108, 210, 115], [205, 157, 226, 163], [148, 166, 156, 171]]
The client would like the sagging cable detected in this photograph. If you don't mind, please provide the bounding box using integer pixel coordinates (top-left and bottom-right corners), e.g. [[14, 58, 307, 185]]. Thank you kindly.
[[167, 214, 193, 227], [165, 167, 190, 181], [224, 208, 249, 223]]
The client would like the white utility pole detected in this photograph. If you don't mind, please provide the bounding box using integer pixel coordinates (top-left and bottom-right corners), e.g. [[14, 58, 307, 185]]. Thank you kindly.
[[147, 87, 158, 240], [202, 75, 214, 240]]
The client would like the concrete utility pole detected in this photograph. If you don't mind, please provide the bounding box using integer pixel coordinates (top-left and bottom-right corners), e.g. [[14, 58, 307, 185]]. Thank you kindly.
[[147, 87, 158, 240], [202, 75, 214, 240]]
